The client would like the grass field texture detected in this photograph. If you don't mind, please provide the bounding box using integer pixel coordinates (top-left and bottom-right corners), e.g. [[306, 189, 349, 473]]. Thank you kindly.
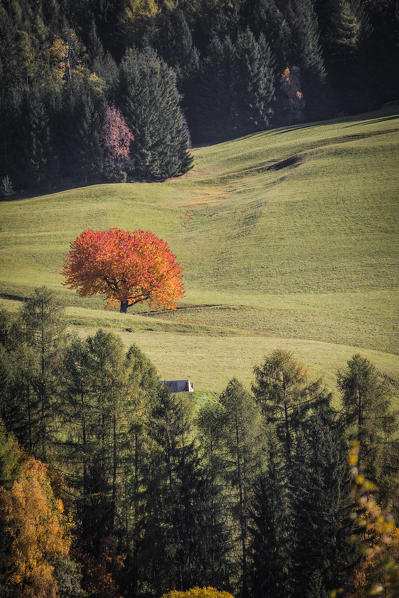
[[1, 107, 398, 393]]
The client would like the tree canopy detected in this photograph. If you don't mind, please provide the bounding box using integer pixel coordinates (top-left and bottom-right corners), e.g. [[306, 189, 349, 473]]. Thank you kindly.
[[62, 227, 184, 312]]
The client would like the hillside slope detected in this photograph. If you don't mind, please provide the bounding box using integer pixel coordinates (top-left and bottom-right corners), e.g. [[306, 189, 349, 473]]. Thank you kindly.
[[1, 108, 398, 391]]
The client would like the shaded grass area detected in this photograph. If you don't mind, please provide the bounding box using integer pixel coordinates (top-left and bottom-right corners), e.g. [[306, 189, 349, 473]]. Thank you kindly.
[[0, 107, 398, 390], [75, 326, 399, 397]]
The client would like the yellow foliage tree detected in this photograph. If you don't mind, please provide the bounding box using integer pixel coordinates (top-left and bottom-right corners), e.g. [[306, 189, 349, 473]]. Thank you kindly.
[[342, 442, 399, 598], [161, 588, 234, 598], [0, 457, 72, 598], [122, 0, 160, 22]]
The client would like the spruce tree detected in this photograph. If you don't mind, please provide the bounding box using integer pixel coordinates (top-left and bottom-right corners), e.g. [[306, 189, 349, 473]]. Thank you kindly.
[[217, 378, 264, 598], [305, 570, 330, 598], [240, 0, 291, 71], [196, 30, 276, 142], [120, 47, 193, 180], [291, 404, 356, 597], [194, 34, 237, 142], [156, 8, 199, 86], [138, 386, 231, 595], [249, 430, 294, 598], [0, 340, 38, 455], [320, 0, 361, 62], [58, 76, 106, 184], [287, 0, 326, 118], [19, 84, 51, 188], [234, 29, 276, 134], [78, 330, 127, 545], [315, 0, 363, 111], [118, 343, 160, 597]]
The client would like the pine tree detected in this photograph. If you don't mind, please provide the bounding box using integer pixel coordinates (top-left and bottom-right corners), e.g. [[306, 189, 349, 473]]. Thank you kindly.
[[291, 405, 356, 597], [194, 34, 237, 142], [234, 29, 276, 134], [240, 0, 291, 71], [249, 430, 294, 598], [287, 0, 326, 118], [20, 287, 65, 459], [19, 84, 51, 188], [217, 378, 264, 598], [120, 47, 193, 180], [315, 0, 363, 111], [58, 75, 106, 183], [337, 354, 397, 491], [138, 386, 232, 595]]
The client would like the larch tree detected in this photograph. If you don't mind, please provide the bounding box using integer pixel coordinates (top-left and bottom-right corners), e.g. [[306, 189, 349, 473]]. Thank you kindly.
[[20, 287, 66, 459], [252, 350, 328, 463], [0, 288, 65, 459], [337, 354, 397, 490], [347, 442, 399, 598], [0, 457, 71, 598], [62, 228, 184, 313]]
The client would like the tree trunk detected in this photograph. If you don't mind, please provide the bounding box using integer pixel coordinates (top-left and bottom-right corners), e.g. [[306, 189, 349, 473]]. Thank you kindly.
[[27, 386, 32, 453], [120, 300, 128, 313], [235, 411, 248, 598], [81, 390, 87, 504], [284, 401, 291, 464], [112, 412, 117, 529]]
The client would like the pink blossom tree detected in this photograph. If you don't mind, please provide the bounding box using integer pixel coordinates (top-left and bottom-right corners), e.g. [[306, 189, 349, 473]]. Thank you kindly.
[[103, 107, 134, 181], [279, 66, 305, 124]]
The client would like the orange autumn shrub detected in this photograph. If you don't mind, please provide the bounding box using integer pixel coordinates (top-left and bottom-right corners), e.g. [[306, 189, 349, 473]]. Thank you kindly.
[[0, 457, 72, 598], [344, 442, 399, 598]]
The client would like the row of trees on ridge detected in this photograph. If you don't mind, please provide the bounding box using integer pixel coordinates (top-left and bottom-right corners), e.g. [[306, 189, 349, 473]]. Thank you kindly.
[[1, 0, 398, 193]]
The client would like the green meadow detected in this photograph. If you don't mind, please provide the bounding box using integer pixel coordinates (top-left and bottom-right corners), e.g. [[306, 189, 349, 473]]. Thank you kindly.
[[1, 107, 399, 393]]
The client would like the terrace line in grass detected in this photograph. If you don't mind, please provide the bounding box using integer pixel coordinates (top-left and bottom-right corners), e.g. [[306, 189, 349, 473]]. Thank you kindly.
[[0, 107, 398, 391]]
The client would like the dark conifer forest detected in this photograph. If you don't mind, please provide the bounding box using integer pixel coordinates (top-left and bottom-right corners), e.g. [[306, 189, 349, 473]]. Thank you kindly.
[[1, 290, 399, 597], [1, 0, 399, 192], [1, 1, 399, 597]]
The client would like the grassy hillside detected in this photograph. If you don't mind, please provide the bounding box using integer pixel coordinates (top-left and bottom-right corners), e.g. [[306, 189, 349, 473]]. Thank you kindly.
[[1, 107, 399, 392]]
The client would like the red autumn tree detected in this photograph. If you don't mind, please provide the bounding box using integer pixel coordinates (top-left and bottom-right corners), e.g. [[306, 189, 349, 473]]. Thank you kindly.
[[62, 228, 184, 313]]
